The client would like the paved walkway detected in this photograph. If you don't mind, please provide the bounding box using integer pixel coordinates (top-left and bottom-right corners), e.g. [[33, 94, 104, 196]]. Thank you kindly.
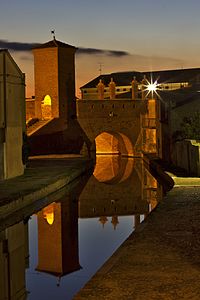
[[74, 173, 200, 300], [0, 155, 93, 228]]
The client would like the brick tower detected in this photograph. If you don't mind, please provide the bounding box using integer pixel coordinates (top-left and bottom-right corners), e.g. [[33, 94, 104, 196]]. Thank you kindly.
[[33, 38, 77, 121]]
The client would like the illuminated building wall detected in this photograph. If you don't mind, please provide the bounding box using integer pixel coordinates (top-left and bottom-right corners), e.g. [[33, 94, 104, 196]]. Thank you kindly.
[[0, 50, 25, 179], [27, 39, 84, 155], [142, 98, 159, 155], [77, 99, 148, 158], [33, 39, 77, 121]]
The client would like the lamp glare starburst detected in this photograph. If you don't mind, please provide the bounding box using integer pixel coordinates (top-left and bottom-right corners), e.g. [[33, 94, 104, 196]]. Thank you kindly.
[[144, 78, 160, 98], [147, 82, 158, 92]]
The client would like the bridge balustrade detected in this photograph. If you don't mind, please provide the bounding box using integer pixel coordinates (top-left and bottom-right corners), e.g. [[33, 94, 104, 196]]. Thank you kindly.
[[76, 99, 147, 118]]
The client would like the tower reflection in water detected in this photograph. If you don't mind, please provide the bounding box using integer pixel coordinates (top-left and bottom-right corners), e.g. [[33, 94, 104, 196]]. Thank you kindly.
[[36, 199, 80, 280], [0, 156, 162, 300]]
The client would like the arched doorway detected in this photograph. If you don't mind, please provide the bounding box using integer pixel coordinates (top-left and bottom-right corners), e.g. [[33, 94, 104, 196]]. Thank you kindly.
[[42, 95, 52, 119]]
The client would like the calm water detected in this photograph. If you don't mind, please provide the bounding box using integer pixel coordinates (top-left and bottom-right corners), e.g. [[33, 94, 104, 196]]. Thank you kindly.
[[0, 156, 162, 300]]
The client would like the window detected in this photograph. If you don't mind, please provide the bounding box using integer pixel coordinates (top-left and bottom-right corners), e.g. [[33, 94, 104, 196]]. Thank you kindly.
[[43, 95, 51, 105]]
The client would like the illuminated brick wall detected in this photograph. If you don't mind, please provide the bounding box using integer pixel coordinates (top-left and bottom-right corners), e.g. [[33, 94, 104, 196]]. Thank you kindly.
[[33, 43, 76, 122]]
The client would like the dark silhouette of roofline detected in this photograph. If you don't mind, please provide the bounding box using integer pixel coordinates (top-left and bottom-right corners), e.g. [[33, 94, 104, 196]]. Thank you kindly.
[[32, 39, 77, 50], [81, 68, 200, 89]]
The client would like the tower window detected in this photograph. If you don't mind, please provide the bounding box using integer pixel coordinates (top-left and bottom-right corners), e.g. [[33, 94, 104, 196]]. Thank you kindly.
[[43, 95, 51, 105]]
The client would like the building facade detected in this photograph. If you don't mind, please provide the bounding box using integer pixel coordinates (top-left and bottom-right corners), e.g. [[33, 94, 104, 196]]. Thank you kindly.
[[32, 38, 77, 121], [80, 68, 200, 162], [0, 50, 25, 180], [26, 39, 84, 155], [80, 68, 200, 100]]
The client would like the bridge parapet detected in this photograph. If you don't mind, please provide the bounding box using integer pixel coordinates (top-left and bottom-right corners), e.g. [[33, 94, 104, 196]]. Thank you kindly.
[[76, 99, 147, 119]]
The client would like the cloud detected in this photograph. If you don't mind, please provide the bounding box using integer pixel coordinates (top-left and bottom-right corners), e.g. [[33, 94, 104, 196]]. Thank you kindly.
[[3, 39, 184, 77], [0, 39, 39, 51], [77, 47, 130, 57], [0, 39, 130, 57]]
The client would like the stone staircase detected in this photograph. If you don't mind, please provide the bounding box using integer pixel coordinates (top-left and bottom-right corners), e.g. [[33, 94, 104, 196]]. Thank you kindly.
[[27, 119, 53, 136]]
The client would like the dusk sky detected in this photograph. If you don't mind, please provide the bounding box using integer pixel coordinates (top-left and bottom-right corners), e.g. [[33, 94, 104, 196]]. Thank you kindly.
[[1, 0, 200, 97]]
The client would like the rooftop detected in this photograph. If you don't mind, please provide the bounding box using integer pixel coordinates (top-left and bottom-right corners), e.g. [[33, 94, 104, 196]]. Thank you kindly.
[[32, 39, 77, 50], [81, 68, 200, 88]]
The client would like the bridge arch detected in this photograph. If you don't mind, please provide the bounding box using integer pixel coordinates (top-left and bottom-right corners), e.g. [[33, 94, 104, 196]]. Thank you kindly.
[[95, 131, 134, 157]]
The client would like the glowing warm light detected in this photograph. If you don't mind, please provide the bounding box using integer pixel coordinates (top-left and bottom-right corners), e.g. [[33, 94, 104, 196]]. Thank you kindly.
[[144, 77, 161, 99], [43, 203, 55, 225], [43, 95, 52, 105], [147, 82, 158, 92], [45, 212, 54, 225]]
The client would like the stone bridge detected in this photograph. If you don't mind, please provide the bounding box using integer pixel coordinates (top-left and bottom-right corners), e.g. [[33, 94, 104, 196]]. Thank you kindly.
[[76, 99, 155, 158], [27, 38, 159, 158], [27, 97, 158, 158]]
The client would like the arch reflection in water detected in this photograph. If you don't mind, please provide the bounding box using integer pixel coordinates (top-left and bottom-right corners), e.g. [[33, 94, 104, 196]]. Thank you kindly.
[[8, 155, 162, 300], [79, 156, 162, 228], [93, 155, 134, 184]]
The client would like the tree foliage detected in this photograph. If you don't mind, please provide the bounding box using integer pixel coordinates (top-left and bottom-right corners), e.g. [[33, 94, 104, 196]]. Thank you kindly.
[[181, 111, 200, 139], [173, 111, 200, 141]]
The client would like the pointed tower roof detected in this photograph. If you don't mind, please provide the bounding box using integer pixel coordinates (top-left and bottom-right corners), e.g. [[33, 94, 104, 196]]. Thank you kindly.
[[33, 39, 77, 50]]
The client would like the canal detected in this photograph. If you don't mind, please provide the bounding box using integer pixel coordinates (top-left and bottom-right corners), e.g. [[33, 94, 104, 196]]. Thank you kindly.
[[0, 156, 163, 300]]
